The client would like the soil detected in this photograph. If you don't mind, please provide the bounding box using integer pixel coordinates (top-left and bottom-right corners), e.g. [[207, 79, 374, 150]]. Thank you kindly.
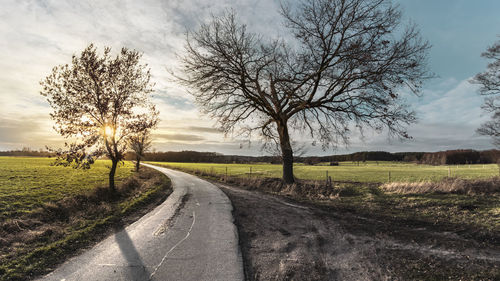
[[217, 183, 500, 281]]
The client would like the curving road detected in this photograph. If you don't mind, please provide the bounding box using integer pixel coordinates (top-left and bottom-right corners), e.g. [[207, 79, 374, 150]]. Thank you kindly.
[[38, 163, 244, 281]]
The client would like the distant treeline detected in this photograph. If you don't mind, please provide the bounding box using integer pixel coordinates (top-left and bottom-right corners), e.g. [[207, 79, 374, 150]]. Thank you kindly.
[[3, 148, 500, 165], [124, 151, 281, 164], [0, 148, 55, 157], [124, 149, 500, 165], [296, 151, 422, 164], [419, 149, 500, 165], [297, 150, 500, 165]]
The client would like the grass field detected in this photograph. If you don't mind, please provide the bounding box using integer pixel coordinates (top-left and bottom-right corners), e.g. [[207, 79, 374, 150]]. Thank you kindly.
[[0, 157, 133, 220], [147, 161, 500, 183]]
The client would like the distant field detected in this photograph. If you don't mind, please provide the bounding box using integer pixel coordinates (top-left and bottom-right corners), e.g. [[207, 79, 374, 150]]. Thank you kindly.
[[147, 161, 500, 183], [0, 157, 133, 220]]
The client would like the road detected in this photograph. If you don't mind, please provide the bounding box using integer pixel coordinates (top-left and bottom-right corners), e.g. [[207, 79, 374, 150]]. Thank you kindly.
[[38, 164, 244, 281]]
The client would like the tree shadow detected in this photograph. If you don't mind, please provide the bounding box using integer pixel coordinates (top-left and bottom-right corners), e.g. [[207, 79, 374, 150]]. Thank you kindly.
[[113, 224, 151, 281]]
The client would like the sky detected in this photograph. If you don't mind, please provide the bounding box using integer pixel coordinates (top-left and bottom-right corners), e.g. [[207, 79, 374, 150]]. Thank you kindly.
[[0, 0, 499, 156]]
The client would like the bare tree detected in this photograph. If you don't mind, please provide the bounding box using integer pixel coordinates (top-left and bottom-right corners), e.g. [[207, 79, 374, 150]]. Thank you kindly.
[[40, 44, 158, 191], [471, 39, 500, 147], [128, 116, 158, 171], [178, 0, 431, 183], [129, 132, 152, 172]]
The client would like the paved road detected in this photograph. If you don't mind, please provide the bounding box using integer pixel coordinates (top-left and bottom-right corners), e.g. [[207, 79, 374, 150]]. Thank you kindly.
[[38, 164, 244, 281]]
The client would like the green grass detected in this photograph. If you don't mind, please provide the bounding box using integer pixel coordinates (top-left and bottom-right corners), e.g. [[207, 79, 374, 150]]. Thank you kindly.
[[147, 161, 500, 183], [0, 157, 133, 220]]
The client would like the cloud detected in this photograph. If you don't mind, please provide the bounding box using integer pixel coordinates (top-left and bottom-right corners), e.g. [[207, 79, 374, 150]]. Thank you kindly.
[[415, 78, 485, 126], [0, 117, 63, 150], [187, 126, 221, 133], [154, 93, 195, 111], [154, 133, 205, 142], [157, 125, 221, 134]]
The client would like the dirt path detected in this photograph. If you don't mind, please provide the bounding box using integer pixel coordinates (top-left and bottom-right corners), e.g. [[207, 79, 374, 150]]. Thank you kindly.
[[217, 184, 500, 281]]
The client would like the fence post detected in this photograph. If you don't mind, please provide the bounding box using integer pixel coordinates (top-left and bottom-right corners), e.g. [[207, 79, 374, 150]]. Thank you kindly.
[[388, 171, 391, 182], [326, 170, 329, 185], [249, 166, 252, 177], [225, 166, 228, 181], [448, 167, 451, 177]]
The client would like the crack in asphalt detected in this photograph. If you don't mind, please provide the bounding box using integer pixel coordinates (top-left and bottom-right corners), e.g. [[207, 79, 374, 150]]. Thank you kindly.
[[153, 193, 191, 237], [149, 210, 197, 280]]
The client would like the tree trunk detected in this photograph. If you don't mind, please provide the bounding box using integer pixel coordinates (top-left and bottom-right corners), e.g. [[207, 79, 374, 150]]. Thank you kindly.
[[109, 159, 118, 191], [278, 121, 294, 184], [135, 156, 141, 172]]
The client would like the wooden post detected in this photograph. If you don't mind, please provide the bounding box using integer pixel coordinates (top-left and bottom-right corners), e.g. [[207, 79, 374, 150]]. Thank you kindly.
[[448, 167, 451, 177], [388, 171, 391, 182], [249, 166, 252, 177], [225, 166, 228, 181], [326, 170, 329, 185]]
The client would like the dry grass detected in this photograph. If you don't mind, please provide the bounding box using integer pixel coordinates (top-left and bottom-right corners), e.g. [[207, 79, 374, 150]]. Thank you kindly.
[[381, 177, 500, 195], [185, 167, 374, 200]]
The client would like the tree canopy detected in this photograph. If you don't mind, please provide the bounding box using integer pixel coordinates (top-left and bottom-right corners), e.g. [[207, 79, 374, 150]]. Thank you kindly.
[[40, 44, 159, 190]]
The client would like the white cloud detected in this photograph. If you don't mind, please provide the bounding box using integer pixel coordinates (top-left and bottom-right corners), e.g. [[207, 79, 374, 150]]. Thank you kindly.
[[415, 78, 485, 126]]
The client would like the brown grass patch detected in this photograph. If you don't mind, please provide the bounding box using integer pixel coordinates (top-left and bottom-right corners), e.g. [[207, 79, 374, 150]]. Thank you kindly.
[[189, 168, 376, 200], [381, 177, 500, 195]]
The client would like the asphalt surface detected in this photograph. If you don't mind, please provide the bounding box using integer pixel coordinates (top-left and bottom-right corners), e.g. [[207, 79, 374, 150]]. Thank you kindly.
[[38, 164, 244, 281]]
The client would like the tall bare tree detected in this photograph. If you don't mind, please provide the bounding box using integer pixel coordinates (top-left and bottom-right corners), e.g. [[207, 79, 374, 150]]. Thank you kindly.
[[178, 0, 431, 183], [128, 115, 158, 171], [40, 44, 158, 191], [471, 39, 500, 147]]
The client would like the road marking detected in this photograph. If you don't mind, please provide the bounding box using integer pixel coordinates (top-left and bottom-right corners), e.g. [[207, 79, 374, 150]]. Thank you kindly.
[[149, 210, 196, 280]]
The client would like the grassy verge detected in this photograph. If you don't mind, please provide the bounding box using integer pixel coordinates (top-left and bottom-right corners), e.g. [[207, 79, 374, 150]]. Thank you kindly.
[[0, 165, 172, 281], [150, 162, 499, 244]]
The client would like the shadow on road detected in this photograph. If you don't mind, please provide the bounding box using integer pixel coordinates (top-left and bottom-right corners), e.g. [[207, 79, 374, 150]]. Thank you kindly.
[[113, 224, 151, 281]]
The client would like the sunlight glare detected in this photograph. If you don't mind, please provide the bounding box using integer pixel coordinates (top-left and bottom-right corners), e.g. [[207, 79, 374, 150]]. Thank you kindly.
[[104, 125, 114, 136]]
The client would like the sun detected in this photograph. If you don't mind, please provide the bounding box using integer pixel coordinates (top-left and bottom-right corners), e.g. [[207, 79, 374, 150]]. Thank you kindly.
[[104, 126, 114, 136]]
